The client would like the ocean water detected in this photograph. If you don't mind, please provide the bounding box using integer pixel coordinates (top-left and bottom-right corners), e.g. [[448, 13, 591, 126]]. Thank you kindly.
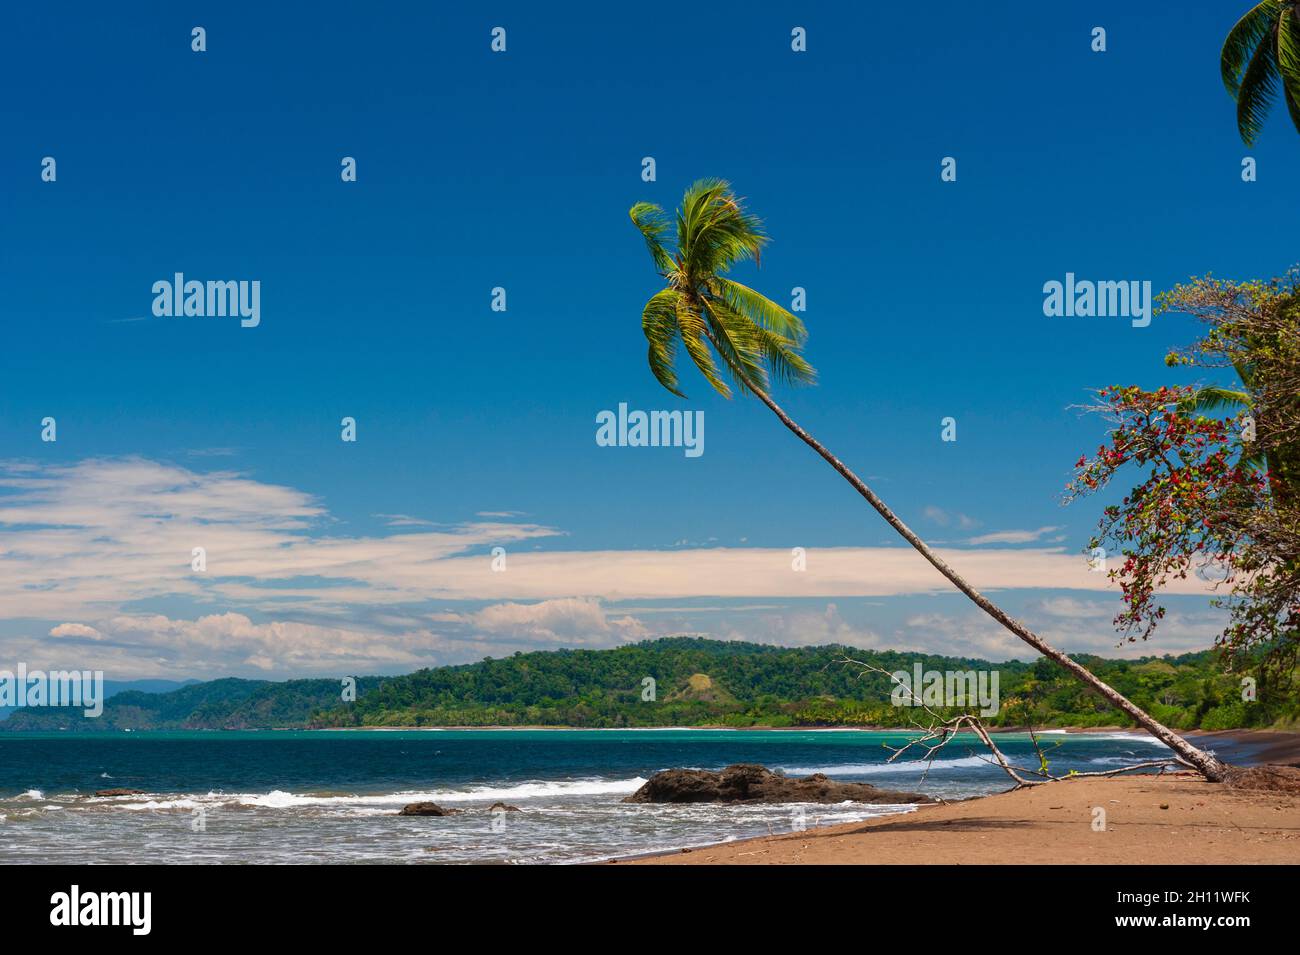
[[0, 728, 1219, 864]]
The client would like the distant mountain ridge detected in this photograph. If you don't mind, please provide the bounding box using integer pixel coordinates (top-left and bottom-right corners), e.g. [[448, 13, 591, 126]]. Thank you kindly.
[[0, 637, 1279, 732], [0, 679, 199, 722]]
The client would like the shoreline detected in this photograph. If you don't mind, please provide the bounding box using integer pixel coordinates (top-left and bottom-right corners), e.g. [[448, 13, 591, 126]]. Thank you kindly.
[[311, 725, 1299, 743], [615, 770, 1300, 865], [312, 724, 1163, 733], [610, 730, 1300, 865]]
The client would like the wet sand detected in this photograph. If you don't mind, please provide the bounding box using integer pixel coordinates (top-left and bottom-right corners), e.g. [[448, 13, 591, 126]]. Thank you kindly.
[[623, 730, 1300, 865]]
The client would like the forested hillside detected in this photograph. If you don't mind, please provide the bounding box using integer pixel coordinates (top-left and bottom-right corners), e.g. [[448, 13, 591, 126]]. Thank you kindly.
[[4, 637, 1289, 732]]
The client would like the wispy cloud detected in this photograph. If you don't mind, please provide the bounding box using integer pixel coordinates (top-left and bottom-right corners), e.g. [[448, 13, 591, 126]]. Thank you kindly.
[[922, 505, 979, 531], [462, 597, 647, 644], [966, 525, 1063, 545], [184, 447, 241, 458], [0, 458, 1226, 615], [0, 458, 1228, 676]]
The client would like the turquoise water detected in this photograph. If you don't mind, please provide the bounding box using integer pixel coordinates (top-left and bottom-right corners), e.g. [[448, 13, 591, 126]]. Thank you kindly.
[[0, 729, 1198, 863]]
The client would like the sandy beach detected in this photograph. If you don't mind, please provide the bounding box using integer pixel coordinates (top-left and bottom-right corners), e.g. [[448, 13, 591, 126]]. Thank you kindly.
[[622, 773, 1300, 864], [622, 730, 1300, 865]]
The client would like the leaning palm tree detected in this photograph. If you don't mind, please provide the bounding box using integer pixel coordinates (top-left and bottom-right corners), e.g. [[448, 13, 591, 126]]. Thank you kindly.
[[630, 179, 1229, 781], [1222, 1, 1300, 144]]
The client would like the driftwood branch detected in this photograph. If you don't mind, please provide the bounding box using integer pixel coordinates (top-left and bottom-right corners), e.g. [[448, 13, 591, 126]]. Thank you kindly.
[[835, 656, 1189, 789]]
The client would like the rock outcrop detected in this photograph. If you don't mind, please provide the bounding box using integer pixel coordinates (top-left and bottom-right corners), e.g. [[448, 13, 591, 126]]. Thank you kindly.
[[622, 763, 934, 805], [93, 788, 145, 797], [398, 802, 462, 816]]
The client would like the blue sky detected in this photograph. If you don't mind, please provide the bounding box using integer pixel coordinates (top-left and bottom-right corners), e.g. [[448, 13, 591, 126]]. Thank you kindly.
[[1, 1, 1296, 678]]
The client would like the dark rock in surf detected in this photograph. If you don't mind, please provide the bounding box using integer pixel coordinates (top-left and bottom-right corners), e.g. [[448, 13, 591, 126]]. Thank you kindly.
[[623, 763, 934, 805], [398, 802, 462, 816], [93, 788, 145, 797]]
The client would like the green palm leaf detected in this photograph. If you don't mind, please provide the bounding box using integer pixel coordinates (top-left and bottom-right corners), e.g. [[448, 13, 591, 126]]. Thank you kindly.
[[1223, 1, 1283, 96], [701, 297, 768, 395], [1244, 448, 1270, 473], [642, 289, 685, 397], [1237, 25, 1282, 145], [677, 179, 765, 279], [1285, 79, 1300, 132], [1278, 5, 1300, 134], [629, 179, 815, 400], [712, 277, 808, 341], [674, 294, 730, 397], [753, 325, 816, 387], [1177, 386, 1253, 415], [630, 202, 676, 275]]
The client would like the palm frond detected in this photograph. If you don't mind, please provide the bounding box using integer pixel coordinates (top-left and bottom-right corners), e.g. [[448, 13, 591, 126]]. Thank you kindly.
[[1285, 76, 1300, 134], [629, 202, 676, 274], [1237, 23, 1282, 145], [1277, 5, 1300, 135], [677, 179, 766, 279], [1243, 448, 1270, 473], [752, 325, 816, 387], [1222, 1, 1283, 96], [1177, 386, 1253, 415], [630, 179, 817, 398], [674, 297, 730, 397], [704, 293, 815, 391], [701, 297, 767, 394], [642, 289, 685, 397], [712, 277, 807, 340]]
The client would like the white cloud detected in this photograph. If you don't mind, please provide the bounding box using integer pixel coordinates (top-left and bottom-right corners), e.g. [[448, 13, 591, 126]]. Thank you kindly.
[[1033, 597, 1114, 620], [48, 623, 103, 640], [0, 458, 558, 619], [0, 458, 1230, 674], [466, 597, 648, 644], [967, 526, 1062, 545], [922, 505, 979, 531], [718, 602, 885, 649], [0, 458, 1226, 613], [27, 612, 460, 679]]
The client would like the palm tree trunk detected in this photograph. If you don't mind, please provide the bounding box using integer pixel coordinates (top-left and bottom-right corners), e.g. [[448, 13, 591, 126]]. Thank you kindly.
[[707, 332, 1229, 780]]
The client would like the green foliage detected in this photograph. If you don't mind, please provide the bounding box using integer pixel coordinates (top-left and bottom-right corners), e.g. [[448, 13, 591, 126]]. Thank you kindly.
[[631, 180, 814, 400], [1221, 2, 1300, 144], [7, 638, 1296, 732], [1201, 702, 1252, 730]]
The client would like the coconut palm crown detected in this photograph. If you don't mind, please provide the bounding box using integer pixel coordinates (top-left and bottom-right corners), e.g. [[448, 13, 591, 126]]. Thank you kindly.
[[630, 179, 814, 400], [1222, 1, 1300, 144]]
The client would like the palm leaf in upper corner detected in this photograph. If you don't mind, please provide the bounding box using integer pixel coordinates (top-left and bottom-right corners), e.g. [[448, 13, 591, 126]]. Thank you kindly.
[[1223, 1, 1283, 96], [1237, 25, 1283, 145], [1277, 5, 1300, 135]]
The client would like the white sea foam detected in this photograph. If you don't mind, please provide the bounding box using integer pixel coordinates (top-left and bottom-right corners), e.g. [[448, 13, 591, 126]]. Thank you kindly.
[[45, 776, 650, 816], [1085, 755, 1164, 766], [115, 797, 202, 811], [1075, 733, 1169, 746], [778, 754, 994, 776], [123, 777, 656, 812]]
